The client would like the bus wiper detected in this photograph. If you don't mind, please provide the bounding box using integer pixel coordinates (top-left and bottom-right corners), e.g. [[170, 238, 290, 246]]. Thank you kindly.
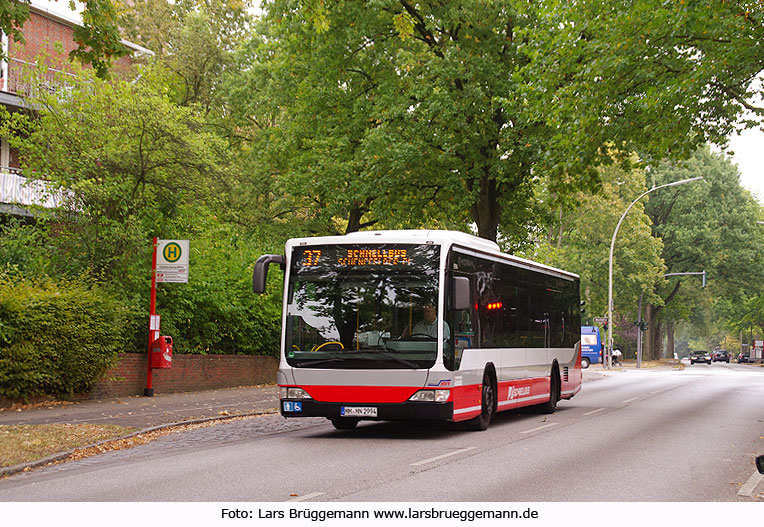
[[367, 352, 419, 369], [294, 357, 349, 367]]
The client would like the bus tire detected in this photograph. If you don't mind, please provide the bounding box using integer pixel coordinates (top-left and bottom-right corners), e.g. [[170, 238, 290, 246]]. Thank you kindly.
[[330, 418, 359, 430], [581, 357, 590, 369], [466, 369, 497, 431], [537, 365, 560, 415]]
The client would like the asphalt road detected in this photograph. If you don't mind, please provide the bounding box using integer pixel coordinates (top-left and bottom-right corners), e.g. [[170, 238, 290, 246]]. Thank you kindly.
[[1, 363, 762, 502]]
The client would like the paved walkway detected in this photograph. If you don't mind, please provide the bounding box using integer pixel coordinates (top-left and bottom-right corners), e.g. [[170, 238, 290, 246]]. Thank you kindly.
[[0, 385, 279, 429]]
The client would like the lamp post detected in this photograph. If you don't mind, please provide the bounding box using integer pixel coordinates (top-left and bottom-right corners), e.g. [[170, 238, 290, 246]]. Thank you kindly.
[[607, 176, 704, 369]]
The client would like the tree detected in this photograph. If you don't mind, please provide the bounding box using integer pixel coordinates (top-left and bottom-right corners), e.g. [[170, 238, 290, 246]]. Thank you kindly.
[[231, 1, 764, 243], [527, 160, 666, 353], [533, 0, 764, 161], [642, 146, 764, 358], [116, 0, 253, 111], [11, 65, 229, 285], [1, 0, 128, 78], [229, 1, 605, 242]]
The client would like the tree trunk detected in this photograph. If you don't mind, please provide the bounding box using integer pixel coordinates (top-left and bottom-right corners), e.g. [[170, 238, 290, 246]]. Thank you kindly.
[[345, 207, 364, 234], [645, 304, 664, 360], [471, 175, 502, 243], [344, 200, 376, 234], [666, 321, 675, 359], [644, 304, 654, 360]]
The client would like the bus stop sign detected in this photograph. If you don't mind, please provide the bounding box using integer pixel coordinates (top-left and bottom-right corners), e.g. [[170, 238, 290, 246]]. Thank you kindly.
[[156, 239, 189, 283]]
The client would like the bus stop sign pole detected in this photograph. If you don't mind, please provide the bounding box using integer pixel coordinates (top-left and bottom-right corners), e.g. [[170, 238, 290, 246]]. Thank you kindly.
[[145, 237, 159, 397]]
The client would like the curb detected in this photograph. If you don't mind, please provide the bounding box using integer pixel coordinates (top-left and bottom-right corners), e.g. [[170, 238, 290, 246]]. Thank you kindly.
[[0, 409, 278, 478]]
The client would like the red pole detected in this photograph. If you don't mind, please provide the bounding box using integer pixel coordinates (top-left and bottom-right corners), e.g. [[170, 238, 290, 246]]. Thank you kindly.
[[145, 237, 158, 396]]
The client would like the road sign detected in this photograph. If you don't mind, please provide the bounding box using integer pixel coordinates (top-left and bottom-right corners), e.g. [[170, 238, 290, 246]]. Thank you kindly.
[[593, 317, 608, 324], [156, 239, 189, 283]]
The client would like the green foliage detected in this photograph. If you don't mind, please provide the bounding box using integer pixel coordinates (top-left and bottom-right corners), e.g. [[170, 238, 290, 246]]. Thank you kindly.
[[70, 0, 130, 78], [150, 223, 283, 356], [0, 218, 51, 277], [228, 1, 600, 242], [116, 0, 253, 109], [0, 272, 130, 398], [531, 0, 764, 161], [526, 161, 666, 329], [643, 146, 764, 354], [0, 0, 30, 50], [12, 64, 229, 284]]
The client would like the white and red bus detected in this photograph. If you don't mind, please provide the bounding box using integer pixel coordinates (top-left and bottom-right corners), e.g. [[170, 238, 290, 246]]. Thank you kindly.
[[254, 230, 582, 430]]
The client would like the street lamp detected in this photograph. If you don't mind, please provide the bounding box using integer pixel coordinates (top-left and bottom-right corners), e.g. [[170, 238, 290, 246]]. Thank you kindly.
[[606, 176, 704, 369]]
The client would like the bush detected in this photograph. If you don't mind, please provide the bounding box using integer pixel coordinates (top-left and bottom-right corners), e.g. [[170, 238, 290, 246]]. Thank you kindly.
[[0, 272, 130, 398], [151, 227, 283, 356]]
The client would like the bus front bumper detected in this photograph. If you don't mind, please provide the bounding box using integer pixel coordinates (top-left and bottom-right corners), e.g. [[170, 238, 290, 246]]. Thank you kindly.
[[280, 399, 454, 422]]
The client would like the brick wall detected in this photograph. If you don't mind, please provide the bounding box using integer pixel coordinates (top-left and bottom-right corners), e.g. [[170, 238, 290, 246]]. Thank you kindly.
[[9, 11, 78, 69], [90, 354, 279, 399]]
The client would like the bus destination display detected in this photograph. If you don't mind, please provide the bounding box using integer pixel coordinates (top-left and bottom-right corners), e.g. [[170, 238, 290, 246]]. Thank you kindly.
[[293, 244, 439, 272], [299, 248, 410, 267]]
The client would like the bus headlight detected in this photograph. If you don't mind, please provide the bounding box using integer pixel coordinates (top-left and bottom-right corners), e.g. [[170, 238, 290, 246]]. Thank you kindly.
[[409, 389, 450, 403], [280, 387, 312, 399]]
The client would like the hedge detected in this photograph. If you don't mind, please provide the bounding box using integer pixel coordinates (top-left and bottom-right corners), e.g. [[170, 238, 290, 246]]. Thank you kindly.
[[0, 272, 130, 398]]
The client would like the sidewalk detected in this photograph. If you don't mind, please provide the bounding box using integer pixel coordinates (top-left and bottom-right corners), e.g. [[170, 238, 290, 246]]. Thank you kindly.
[[0, 384, 279, 429], [0, 384, 281, 477]]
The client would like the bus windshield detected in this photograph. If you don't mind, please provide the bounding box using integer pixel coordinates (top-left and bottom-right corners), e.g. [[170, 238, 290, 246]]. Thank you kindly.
[[286, 244, 441, 369]]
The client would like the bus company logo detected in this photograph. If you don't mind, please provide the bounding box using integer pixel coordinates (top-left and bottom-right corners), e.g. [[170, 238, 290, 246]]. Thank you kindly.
[[428, 379, 452, 387], [508, 386, 531, 400]]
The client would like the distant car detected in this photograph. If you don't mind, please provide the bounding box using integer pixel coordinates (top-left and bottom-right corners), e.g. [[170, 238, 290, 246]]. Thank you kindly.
[[712, 349, 730, 363], [690, 350, 711, 364], [738, 351, 750, 363]]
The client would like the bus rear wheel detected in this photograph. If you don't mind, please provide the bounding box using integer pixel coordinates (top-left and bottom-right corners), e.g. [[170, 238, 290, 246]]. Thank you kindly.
[[537, 366, 560, 414], [466, 371, 496, 431], [581, 357, 590, 369]]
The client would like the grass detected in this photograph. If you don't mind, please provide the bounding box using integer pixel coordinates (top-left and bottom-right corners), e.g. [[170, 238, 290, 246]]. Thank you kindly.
[[0, 423, 137, 468]]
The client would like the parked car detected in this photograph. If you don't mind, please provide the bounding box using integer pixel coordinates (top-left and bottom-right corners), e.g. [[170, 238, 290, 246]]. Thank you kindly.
[[712, 349, 730, 363], [690, 350, 711, 364], [738, 351, 750, 363]]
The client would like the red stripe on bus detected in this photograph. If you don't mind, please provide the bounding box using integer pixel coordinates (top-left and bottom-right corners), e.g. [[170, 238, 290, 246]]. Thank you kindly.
[[295, 385, 421, 403], [451, 377, 551, 422]]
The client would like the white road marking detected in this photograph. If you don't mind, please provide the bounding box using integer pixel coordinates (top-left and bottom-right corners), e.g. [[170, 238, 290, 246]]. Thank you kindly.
[[410, 447, 477, 466], [737, 471, 764, 497], [583, 408, 607, 416], [520, 423, 559, 434], [286, 492, 325, 502], [622, 397, 640, 403]]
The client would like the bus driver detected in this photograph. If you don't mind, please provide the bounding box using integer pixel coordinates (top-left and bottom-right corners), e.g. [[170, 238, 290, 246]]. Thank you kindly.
[[405, 302, 450, 341]]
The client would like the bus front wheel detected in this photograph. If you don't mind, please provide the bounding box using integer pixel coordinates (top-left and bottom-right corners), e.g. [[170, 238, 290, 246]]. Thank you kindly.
[[466, 370, 496, 431]]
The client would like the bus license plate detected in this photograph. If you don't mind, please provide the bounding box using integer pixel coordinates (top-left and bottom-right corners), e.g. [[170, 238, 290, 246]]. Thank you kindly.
[[341, 406, 377, 417]]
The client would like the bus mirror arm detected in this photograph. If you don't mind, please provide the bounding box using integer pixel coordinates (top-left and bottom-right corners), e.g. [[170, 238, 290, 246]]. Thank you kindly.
[[452, 276, 471, 311], [253, 254, 286, 294]]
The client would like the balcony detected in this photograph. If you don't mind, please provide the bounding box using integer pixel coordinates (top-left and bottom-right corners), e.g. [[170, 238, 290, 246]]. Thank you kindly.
[[0, 168, 66, 216], [1, 57, 76, 108]]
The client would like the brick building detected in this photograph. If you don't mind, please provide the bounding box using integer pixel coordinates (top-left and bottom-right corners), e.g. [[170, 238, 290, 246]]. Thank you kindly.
[[1, 1, 150, 216]]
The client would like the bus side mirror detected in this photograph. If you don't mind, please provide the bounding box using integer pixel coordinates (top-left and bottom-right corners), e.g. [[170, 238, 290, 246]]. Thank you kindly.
[[253, 254, 285, 294], [452, 276, 471, 311], [757, 454, 764, 475]]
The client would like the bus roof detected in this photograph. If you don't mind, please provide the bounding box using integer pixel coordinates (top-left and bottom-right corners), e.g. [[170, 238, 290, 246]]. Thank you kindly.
[[285, 229, 580, 280]]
